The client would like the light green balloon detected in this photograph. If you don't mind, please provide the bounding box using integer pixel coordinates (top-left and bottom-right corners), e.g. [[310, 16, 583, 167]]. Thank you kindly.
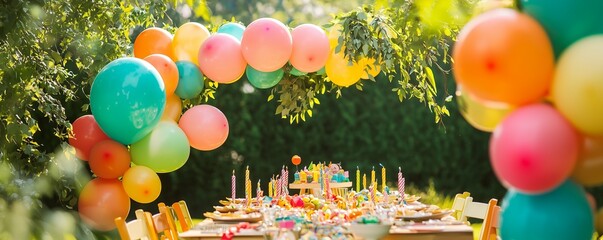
[[246, 65, 283, 89], [289, 67, 307, 76], [130, 121, 190, 173]]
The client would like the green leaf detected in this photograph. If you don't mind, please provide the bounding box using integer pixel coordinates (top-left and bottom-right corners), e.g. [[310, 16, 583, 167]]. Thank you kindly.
[[425, 66, 436, 93], [307, 109, 313, 117], [267, 94, 274, 102]]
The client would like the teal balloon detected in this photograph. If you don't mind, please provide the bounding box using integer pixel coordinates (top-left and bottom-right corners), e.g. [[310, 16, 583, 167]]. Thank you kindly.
[[289, 67, 307, 76], [175, 61, 204, 99], [130, 121, 190, 173], [246, 65, 283, 89], [316, 66, 326, 75], [520, 0, 603, 57], [217, 23, 245, 41], [90, 57, 165, 145], [501, 180, 593, 240]]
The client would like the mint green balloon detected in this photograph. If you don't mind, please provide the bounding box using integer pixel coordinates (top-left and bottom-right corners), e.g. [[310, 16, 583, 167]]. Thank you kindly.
[[520, 0, 603, 57], [246, 65, 284, 89], [501, 180, 593, 240], [175, 61, 204, 99], [90, 57, 165, 145], [130, 121, 190, 173], [217, 22, 245, 41], [289, 67, 307, 76], [316, 67, 326, 75]]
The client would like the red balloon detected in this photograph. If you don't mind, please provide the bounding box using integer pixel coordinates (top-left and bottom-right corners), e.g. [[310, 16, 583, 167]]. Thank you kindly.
[[198, 33, 247, 84], [241, 18, 292, 72], [88, 140, 131, 179], [490, 104, 580, 194], [78, 178, 130, 231], [178, 105, 229, 151], [68, 115, 110, 161]]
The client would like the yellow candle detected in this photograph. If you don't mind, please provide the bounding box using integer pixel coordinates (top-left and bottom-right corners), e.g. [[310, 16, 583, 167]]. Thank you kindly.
[[371, 166, 376, 188], [268, 180, 273, 197], [300, 171, 307, 183], [245, 166, 250, 203], [356, 166, 360, 192], [380, 163, 386, 192], [313, 171, 319, 183], [363, 173, 367, 190]]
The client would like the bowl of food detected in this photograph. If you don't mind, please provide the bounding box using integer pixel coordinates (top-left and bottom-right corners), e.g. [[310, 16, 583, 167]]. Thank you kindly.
[[347, 215, 392, 240]]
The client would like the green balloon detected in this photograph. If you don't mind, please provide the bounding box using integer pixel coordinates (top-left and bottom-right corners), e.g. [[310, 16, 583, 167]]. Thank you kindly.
[[175, 61, 204, 99], [289, 67, 307, 76], [501, 180, 593, 240], [217, 22, 245, 41], [316, 67, 326, 75], [130, 121, 190, 173], [246, 65, 284, 89], [520, 0, 603, 57], [90, 57, 165, 145]]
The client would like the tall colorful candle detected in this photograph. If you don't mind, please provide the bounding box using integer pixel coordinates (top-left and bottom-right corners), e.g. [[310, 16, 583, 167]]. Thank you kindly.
[[370, 184, 375, 204], [245, 166, 250, 205], [398, 167, 404, 202], [363, 173, 367, 190], [268, 178, 273, 197], [284, 166, 289, 196], [356, 166, 360, 192], [232, 170, 236, 202], [276, 174, 281, 197], [371, 166, 376, 188], [325, 172, 331, 201], [257, 179, 262, 204], [281, 166, 285, 196], [380, 163, 386, 192]]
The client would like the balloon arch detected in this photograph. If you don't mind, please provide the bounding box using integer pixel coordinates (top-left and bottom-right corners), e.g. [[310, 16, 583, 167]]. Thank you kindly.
[[69, 1, 603, 238]]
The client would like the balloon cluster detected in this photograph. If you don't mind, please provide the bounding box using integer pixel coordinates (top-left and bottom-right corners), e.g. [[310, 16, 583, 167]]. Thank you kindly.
[[69, 17, 381, 231], [453, 1, 603, 238]]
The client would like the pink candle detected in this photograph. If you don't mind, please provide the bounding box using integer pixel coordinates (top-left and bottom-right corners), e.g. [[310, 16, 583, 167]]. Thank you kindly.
[[398, 167, 404, 202], [281, 166, 286, 197], [370, 184, 376, 204], [325, 172, 331, 200], [256, 179, 262, 204], [284, 166, 289, 196], [232, 170, 236, 201], [276, 174, 282, 197]]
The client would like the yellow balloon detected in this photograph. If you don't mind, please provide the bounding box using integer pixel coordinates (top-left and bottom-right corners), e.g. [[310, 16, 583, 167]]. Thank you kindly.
[[473, 0, 515, 15], [552, 35, 603, 137], [328, 24, 342, 49], [325, 49, 363, 87], [359, 57, 382, 79], [456, 85, 516, 132], [161, 94, 182, 122], [172, 22, 210, 65], [122, 166, 162, 203], [572, 136, 603, 186]]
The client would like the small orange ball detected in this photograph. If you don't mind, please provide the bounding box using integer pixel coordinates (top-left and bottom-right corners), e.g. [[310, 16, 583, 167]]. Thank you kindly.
[[291, 155, 302, 166]]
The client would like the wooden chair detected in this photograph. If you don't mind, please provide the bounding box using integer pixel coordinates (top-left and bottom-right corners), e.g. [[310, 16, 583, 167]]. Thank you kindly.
[[115, 209, 159, 240], [451, 192, 471, 223], [460, 197, 500, 240], [172, 200, 194, 232], [150, 202, 179, 240]]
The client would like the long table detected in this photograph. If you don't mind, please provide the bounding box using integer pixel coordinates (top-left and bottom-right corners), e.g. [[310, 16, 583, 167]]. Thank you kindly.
[[179, 220, 474, 240]]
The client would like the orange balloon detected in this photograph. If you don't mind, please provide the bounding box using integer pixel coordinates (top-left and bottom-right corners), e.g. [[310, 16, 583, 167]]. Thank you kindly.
[[198, 33, 247, 84], [241, 18, 292, 72], [290, 24, 330, 73], [161, 94, 182, 122], [172, 22, 211, 65], [144, 54, 179, 97], [134, 27, 174, 59], [572, 136, 603, 186], [453, 8, 554, 105], [78, 178, 130, 231], [291, 155, 301, 166], [325, 48, 363, 87], [122, 166, 161, 203], [88, 140, 131, 179], [178, 105, 229, 151]]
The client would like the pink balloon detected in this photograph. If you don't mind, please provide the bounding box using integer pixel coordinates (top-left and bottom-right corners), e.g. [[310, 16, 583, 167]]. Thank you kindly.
[[290, 24, 330, 73], [241, 18, 292, 72], [490, 103, 580, 194], [178, 105, 229, 151], [198, 33, 247, 84]]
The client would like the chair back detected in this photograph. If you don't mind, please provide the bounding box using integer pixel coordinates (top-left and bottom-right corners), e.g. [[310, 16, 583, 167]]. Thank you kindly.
[[151, 203, 179, 240], [460, 197, 500, 240], [451, 192, 471, 222], [172, 200, 194, 232], [115, 209, 158, 240]]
